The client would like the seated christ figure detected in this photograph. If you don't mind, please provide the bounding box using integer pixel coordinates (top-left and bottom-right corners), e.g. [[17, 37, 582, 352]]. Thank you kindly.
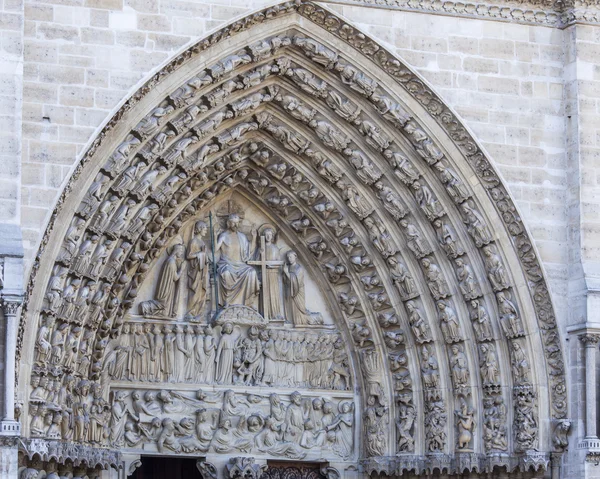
[[214, 213, 260, 307]]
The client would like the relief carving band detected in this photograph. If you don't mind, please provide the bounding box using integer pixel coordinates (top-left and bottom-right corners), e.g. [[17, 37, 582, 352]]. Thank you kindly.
[[104, 388, 355, 460]]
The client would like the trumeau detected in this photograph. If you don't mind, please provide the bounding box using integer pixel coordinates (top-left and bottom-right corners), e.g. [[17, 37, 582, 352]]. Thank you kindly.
[[15, 1, 570, 477]]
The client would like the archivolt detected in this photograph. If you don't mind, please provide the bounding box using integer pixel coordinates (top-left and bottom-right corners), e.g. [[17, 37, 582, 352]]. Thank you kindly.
[[19, 0, 567, 474]]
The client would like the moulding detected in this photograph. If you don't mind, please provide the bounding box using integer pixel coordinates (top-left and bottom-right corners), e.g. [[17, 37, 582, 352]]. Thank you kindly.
[[318, 0, 600, 28]]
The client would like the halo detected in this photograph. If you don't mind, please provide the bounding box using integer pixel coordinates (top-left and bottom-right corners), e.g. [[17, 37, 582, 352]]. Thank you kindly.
[[258, 223, 278, 238]]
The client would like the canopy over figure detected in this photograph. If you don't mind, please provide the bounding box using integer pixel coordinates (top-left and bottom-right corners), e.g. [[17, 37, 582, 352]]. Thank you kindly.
[[214, 214, 260, 308]]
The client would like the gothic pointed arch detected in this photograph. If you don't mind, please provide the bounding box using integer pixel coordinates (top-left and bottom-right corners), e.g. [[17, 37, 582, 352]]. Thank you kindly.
[[17, 1, 568, 477]]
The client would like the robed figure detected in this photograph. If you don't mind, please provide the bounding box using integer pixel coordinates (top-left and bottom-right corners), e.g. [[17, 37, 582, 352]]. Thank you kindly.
[[155, 244, 186, 317], [283, 250, 323, 325], [186, 220, 209, 318], [214, 214, 260, 307]]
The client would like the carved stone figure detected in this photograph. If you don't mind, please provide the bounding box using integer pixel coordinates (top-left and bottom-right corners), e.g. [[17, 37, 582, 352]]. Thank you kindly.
[[370, 91, 410, 126], [455, 258, 481, 300], [364, 216, 396, 257], [405, 301, 431, 343], [435, 162, 470, 203], [374, 182, 406, 220], [422, 258, 449, 299], [338, 181, 372, 219], [186, 221, 209, 318], [309, 119, 349, 151], [449, 344, 469, 388], [281, 63, 328, 98], [455, 399, 475, 450], [293, 36, 338, 68], [480, 343, 500, 386], [216, 322, 236, 385], [511, 340, 531, 385], [344, 148, 381, 185], [382, 150, 419, 184], [462, 202, 492, 247], [470, 299, 493, 341], [335, 62, 378, 97], [210, 50, 252, 79], [364, 396, 387, 456], [387, 256, 416, 299], [326, 91, 361, 123], [421, 346, 439, 389], [396, 402, 416, 452], [361, 349, 387, 406], [483, 245, 510, 291], [412, 181, 444, 220], [283, 250, 323, 325], [141, 244, 186, 317], [437, 300, 461, 343], [433, 219, 464, 258], [497, 291, 524, 338], [403, 121, 444, 164], [359, 120, 390, 151], [214, 214, 260, 307], [280, 95, 316, 123], [400, 220, 431, 257]]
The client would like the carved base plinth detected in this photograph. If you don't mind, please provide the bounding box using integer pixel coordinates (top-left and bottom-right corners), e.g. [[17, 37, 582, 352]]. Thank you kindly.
[[362, 454, 549, 476], [578, 438, 600, 463], [0, 419, 20, 435]]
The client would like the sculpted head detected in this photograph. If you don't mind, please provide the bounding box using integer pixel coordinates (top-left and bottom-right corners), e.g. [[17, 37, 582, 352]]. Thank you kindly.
[[227, 214, 241, 231], [290, 391, 302, 405], [286, 250, 298, 265], [194, 220, 208, 237], [263, 228, 275, 243]]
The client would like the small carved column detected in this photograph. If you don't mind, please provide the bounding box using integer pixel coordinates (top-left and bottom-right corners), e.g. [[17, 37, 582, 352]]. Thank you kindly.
[[580, 334, 600, 439], [0, 297, 21, 428]]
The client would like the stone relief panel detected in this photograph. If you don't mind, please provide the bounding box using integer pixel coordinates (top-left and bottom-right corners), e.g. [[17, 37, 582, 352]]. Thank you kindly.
[[108, 388, 355, 460]]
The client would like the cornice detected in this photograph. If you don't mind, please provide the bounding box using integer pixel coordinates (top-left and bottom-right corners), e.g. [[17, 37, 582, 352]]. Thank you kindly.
[[319, 0, 600, 28]]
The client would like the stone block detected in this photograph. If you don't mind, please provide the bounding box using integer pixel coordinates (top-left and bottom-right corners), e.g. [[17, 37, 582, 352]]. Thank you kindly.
[[29, 140, 77, 165], [137, 13, 170, 32], [37, 23, 79, 41], [23, 82, 58, 103], [147, 33, 189, 51], [24, 41, 58, 63], [84, 0, 123, 10], [129, 49, 167, 71], [59, 85, 95, 107], [75, 107, 107, 127], [463, 57, 498, 74], [410, 36, 447, 53], [477, 75, 520, 95], [90, 9, 109, 27], [115, 30, 146, 47], [38, 64, 85, 84], [81, 26, 115, 44], [479, 38, 515, 59], [448, 36, 478, 54], [86, 68, 109, 87]]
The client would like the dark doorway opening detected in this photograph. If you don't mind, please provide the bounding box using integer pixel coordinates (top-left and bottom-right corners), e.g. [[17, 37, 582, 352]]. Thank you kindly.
[[131, 456, 202, 479]]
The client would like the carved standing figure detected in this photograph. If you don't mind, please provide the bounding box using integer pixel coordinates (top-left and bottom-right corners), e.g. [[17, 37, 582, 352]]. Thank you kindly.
[[283, 250, 323, 325], [186, 221, 209, 318]]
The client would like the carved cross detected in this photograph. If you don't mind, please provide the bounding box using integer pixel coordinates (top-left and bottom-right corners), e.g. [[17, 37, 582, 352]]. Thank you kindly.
[[248, 235, 283, 321]]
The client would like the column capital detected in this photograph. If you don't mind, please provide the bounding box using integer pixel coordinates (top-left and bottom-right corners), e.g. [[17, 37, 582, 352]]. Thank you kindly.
[[579, 333, 600, 346]]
